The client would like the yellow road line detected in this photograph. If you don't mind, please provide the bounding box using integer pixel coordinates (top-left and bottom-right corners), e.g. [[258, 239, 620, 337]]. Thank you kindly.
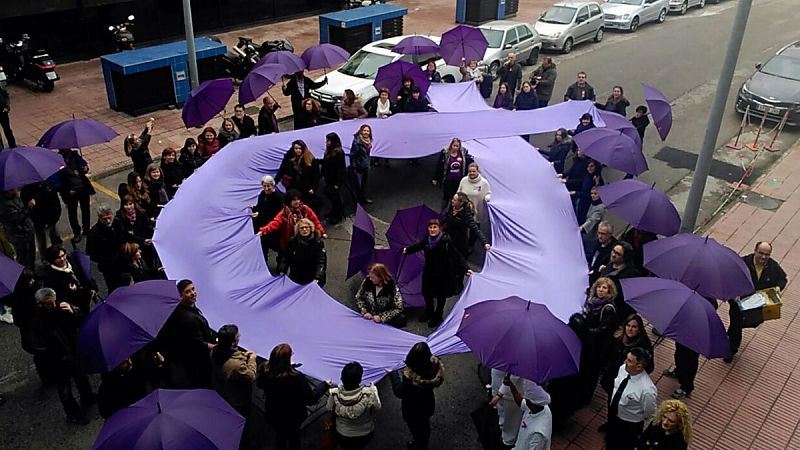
[[87, 176, 120, 201]]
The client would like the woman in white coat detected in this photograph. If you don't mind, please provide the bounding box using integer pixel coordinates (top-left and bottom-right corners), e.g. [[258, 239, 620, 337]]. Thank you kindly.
[[457, 163, 492, 242]]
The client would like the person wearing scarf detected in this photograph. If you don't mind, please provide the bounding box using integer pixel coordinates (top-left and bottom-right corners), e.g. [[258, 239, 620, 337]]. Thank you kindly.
[[457, 163, 492, 234], [41, 245, 95, 313], [442, 192, 490, 258], [493, 82, 513, 110], [601, 314, 653, 396], [211, 324, 256, 450], [579, 186, 605, 236], [578, 277, 618, 406]]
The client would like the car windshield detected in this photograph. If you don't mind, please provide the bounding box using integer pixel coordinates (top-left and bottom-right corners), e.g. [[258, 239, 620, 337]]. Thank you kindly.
[[480, 29, 504, 48], [607, 0, 642, 5], [761, 55, 800, 81], [337, 50, 395, 79], [540, 6, 577, 24]]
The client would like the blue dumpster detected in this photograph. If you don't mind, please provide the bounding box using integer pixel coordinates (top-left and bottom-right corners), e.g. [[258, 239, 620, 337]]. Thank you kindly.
[[456, 0, 519, 25], [319, 4, 408, 55]]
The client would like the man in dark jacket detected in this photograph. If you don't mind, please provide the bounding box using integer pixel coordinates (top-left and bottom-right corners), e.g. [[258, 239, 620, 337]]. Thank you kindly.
[[28, 288, 95, 424], [587, 222, 617, 284], [282, 71, 327, 129], [0, 188, 36, 268], [258, 96, 281, 135], [86, 206, 124, 289], [159, 279, 217, 388], [497, 53, 523, 99], [530, 57, 557, 106], [564, 71, 596, 102], [232, 104, 257, 138], [0, 82, 16, 149], [21, 180, 63, 259], [58, 149, 96, 242], [98, 357, 149, 419]]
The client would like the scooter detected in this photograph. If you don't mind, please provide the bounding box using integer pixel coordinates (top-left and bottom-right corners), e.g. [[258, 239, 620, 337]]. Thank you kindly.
[[219, 36, 294, 82], [109, 15, 136, 52], [0, 34, 59, 92]]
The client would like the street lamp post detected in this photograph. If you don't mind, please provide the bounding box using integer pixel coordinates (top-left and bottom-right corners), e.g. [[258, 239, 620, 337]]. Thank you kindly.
[[182, 0, 199, 89]]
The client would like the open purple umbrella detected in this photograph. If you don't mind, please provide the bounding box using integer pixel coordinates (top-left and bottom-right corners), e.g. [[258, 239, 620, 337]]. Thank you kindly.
[[456, 298, 582, 383], [0, 253, 24, 297], [93, 389, 244, 450], [439, 25, 489, 66], [573, 127, 648, 176], [385, 204, 440, 250], [37, 118, 119, 149], [598, 110, 641, 147], [641, 83, 672, 141], [79, 280, 180, 373], [621, 278, 730, 359], [374, 247, 426, 307], [301, 43, 349, 71], [347, 204, 376, 279], [0, 146, 65, 190], [374, 60, 431, 99], [597, 180, 680, 236], [181, 78, 234, 128], [239, 63, 286, 105], [257, 50, 305, 75], [643, 234, 754, 299], [393, 36, 440, 56]]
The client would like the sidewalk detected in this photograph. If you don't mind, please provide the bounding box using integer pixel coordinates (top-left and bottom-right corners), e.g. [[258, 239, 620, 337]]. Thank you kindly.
[[4, 0, 553, 176]]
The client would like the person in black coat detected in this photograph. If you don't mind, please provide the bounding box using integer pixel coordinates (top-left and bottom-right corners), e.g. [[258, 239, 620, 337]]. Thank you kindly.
[[159, 148, 184, 199], [0, 82, 16, 148], [442, 192, 490, 257], [601, 313, 653, 396], [401, 87, 431, 113], [631, 105, 651, 140], [620, 227, 658, 274], [389, 342, 445, 450], [404, 218, 472, 328], [275, 140, 321, 212], [294, 98, 321, 129], [563, 148, 589, 209], [179, 138, 203, 178], [113, 195, 154, 250], [251, 175, 284, 266], [497, 52, 523, 98], [40, 245, 96, 314], [432, 138, 474, 208], [598, 242, 639, 320], [578, 277, 618, 406], [587, 222, 618, 284], [232, 103, 257, 138], [27, 287, 95, 424], [282, 71, 327, 129], [574, 159, 604, 224], [258, 96, 281, 135], [546, 128, 572, 175], [256, 343, 328, 450], [597, 86, 630, 117], [119, 242, 165, 282], [20, 180, 63, 258], [58, 148, 96, 241], [424, 61, 441, 83], [321, 132, 347, 224], [563, 72, 596, 102], [514, 81, 539, 111], [124, 119, 155, 176], [98, 357, 149, 419], [159, 280, 217, 389], [86, 206, 125, 291], [493, 82, 513, 110], [277, 219, 327, 286], [636, 400, 692, 450]]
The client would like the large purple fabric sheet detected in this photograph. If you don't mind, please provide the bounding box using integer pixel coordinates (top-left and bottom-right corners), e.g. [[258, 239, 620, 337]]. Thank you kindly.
[[154, 83, 594, 383]]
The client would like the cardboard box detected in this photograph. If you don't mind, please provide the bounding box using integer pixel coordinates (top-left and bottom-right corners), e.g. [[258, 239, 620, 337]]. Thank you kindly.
[[738, 288, 782, 328]]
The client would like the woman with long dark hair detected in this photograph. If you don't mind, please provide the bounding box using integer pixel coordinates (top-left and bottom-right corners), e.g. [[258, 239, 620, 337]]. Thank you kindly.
[[198, 126, 221, 161], [276, 140, 320, 211], [432, 138, 473, 209], [160, 147, 183, 199], [601, 313, 653, 396], [574, 159, 604, 224], [143, 163, 169, 212], [125, 172, 153, 217], [211, 324, 256, 450], [442, 192, 490, 257], [598, 85, 630, 117], [321, 132, 347, 224], [349, 124, 373, 205], [493, 82, 513, 110], [339, 89, 368, 120], [296, 98, 321, 129], [547, 128, 572, 175]]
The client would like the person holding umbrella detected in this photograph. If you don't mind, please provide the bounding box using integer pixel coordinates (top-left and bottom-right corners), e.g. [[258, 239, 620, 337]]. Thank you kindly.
[[258, 96, 281, 135], [432, 138, 473, 209], [0, 188, 36, 268], [211, 324, 257, 450], [598, 242, 638, 318], [604, 347, 656, 450], [459, 59, 483, 83], [123, 118, 154, 176], [401, 86, 432, 113], [58, 148, 95, 243], [283, 71, 328, 129], [41, 245, 96, 313], [501, 376, 552, 450], [97, 356, 149, 420], [424, 61, 441, 83], [631, 105, 651, 140], [355, 262, 406, 328]]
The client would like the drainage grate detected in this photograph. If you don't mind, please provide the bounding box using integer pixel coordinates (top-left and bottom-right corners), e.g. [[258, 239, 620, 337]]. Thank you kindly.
[[652, 146, 764, 184]]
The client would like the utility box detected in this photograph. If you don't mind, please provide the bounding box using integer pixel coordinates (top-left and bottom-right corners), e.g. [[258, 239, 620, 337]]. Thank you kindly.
[[101, 37, 227, 116], [456, 0, 518, 25], [319, 4, 408, 55]]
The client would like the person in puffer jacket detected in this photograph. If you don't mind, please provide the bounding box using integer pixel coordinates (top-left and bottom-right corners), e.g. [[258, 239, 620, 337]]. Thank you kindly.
[[327, 361, 381, 449]]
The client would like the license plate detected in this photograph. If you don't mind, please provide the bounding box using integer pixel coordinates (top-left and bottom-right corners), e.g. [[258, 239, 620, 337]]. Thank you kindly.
[[755, 104, 781, 115], [46, 71, 57, 80]]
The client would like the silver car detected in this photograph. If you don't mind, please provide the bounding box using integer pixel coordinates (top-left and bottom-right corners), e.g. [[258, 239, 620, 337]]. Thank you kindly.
[[601, 0, 669, 32], [668, 0, 705, 14], [534, 1, 605, 54], [478, 21, 543, 78]]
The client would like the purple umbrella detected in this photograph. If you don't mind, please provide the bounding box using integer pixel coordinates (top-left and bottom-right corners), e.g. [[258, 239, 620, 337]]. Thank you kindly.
[[374, 247, 426, 307], [181, 78, 234, 129], [598, 110, 641, 147], [0, 146, 65, 190], [374, 60, 431, 99], [0, 253, 24, 297], [93, 389, 244, 450], [385, 204, 440, 250], [573, 127, 649, 176], [621, 278, 730, 359], [439, 25, 489, 66], [70, 249, 94, 286], [257, 50, 305, 75], [239, 63, 286, 105], [597, 180, 681, 236], [641, 83, 672, 141], [79, 280, 180, 373], [393, 36, 441, 56], [347, 204, 376, 279], [37, 118, 119, 149], [643, 234, 754, 299], [456, 298, 582, 383], [301, 43, 350, 71]]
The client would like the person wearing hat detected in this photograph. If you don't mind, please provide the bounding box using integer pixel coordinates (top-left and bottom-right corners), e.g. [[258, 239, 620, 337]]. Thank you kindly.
[[502, 375, 552, 450], [489, 369, 534, 448]]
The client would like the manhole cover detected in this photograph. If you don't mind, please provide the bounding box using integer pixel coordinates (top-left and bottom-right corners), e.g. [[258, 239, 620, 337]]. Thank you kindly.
[[741, 193, 783, 211]]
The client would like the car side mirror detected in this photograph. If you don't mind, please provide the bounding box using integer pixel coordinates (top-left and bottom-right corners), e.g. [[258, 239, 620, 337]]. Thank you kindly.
[[755, 62, 762, 70], [504, 44, 513, 50]]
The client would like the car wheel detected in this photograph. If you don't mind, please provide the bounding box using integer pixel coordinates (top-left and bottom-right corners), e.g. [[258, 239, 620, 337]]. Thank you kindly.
[[489, 61, 500, 79], [594, 28, 604, 42], [679, 1, 688, 14], [658, 9, 667, 22], [562, 38, 574, 54], [698, 0, 706, 8], [526, 47, 540, 66], [629, 17, 639, 32]]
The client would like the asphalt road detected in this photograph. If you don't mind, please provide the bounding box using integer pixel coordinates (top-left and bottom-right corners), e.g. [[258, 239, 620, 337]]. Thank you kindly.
[[2, 1, 800, 448]]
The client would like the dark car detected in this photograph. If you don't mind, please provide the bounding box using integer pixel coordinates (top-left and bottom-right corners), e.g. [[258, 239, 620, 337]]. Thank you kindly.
[[736, 41, 800, 126]]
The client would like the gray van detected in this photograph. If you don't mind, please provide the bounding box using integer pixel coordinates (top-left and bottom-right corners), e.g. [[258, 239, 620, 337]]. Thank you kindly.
[[534, 1, 605, 54]]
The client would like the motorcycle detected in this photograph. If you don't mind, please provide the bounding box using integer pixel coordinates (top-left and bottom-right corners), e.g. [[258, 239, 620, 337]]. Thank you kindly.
[[0, 34, 59, 92], [342, 0, 383, 9], [109, 15, 136, 52], [219, 36, 293, 82]]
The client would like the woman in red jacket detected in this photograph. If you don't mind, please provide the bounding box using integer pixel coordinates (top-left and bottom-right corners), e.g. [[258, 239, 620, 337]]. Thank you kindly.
[[197, 127, 221, 161], [257, 189, 326, 253]]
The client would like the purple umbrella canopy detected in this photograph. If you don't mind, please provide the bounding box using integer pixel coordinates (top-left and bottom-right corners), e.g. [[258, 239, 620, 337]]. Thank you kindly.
[[439, 25, 489, 66], [37, 118, 119, 149], [0, 146, 65, 190], [385, 204, 440, 250], [301, 43, 349, 70], [374, 60, 431, 99], [393, 36, 441, 56], [573, 127, 648, 176], [93, 389, 244, 450], [257, 50, 305, 75], [598, 110, 641, 147], [71, 249, 94, 286], [641, 83, 672, 141], [79, 280, 180, 373], [374, 247, 426, 307], [181, 78, 235, 128], [347, 204, 376, 279], [597, 180, 681, 236], [643, 234, 754, 299], [620, 278, 730, 359], [239, 63, 286, 105], [456, 298, 582, 383], [0, 253, 24, 298]]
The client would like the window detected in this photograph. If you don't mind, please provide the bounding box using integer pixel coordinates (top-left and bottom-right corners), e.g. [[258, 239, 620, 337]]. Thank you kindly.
[[504, 28, 519, 47], [589, 4, 602, 16], [577, 7, 590, 22], [516, 25, 533, 43]]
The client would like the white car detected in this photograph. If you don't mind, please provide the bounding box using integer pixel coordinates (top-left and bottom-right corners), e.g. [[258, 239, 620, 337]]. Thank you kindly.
[[601, 0, 669, 32], [309, 35, 461, 121], [668, 0, 705, 15]]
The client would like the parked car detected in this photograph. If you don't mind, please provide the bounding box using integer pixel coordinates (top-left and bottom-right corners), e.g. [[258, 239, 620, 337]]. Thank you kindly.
[[534, 1, 605, 54], [736, 41, 800, 126], [478, 20, 542, 78], [309, 35, 461, 121], [667, 0, 705, 15], [601, 0, 668, 32]]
